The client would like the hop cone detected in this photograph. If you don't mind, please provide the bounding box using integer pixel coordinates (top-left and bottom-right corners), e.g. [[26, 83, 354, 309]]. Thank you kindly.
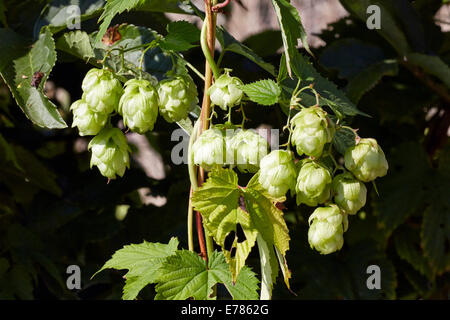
[[88, 128, 130, 179], [119, 79, 158, 134], [295, 160, 332, 206], [192, 128, 226, 171], [344, 138, 388, 182], [158, 74, 198, 123], [82, 68, 123, 114], [230, 130, 269, 173], [70, 99, 108, 136], [308, 205, 345, 255], [332, 172, 367, 215], [291, 106, 335, 158], [258, 150, 297, 198], [207, 73, 244, 110]]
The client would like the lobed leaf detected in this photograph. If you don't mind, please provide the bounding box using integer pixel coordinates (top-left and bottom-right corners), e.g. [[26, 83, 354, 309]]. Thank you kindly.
[[241, 79, 281, 106]]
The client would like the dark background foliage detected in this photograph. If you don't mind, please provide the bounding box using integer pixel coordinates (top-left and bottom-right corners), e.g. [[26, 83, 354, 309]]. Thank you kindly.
[[0, 0, 449, 299]]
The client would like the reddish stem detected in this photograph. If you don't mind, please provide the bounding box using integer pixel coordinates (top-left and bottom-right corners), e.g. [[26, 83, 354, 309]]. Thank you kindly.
[[212, 0, 232, 12]]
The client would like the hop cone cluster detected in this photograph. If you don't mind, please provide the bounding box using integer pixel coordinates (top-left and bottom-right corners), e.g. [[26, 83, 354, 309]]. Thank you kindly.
[[208, 73, 244, 110], [88, 128, 130, 180], [158, 75, 199, 123], [291, 106, 335, 158], [119, 79, 159, 134], [258, 150, 297, 198]]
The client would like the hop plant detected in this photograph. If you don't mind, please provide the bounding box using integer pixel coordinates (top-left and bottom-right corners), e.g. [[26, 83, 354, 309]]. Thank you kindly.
[[118, 79, 158, 134], [308, 205, 345, 255], [82, 68, 123, 114], [295, 160, 332, 206], [344, 138, 389, 182], [332, 172, 367, 215], [192, 128, 226, 171], [158, 74, 199, 123], [258, 150, 297, 198], [70, 99, 108, 136], [88, 128, 130, 179], [230, 130, 269, 173], [207, 73, 244, 110], [290, 106, 335, 158]]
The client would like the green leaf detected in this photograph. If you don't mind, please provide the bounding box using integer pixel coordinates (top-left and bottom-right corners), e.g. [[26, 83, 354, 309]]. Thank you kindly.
[[96, 0, 195, 44], [244, 174, 291, 289], [216, 26, 276, 76], [159, 20, 200, 52], [94, 237, 179, 300], [340, 0, 410, 55], [346, 60, 399, 104], [271, 0, 312, 78], [241, 79, 281, 106], [155, 250, 259, 300], [0, 27, 67, 128], [256, 234, 279, 299], [56, 30, 95, 60], [332, 127, 357, 156], [406, 53, 450, 88], [34, 0, 105, 36], [192, 169, 257, 281], [0, 133, 21, 169], [279, 51, 367, 118]]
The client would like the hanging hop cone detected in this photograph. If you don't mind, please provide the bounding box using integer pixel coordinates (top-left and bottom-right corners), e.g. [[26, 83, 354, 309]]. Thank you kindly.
[[258, 150, 297, 198], [88, 128, 130, 179], [192, 128, 227, 171], [70, 99, 108, 136], [308, 205, 346, 255], [118, 79, 159, 134], [230, 129, 269, 173], [82, 68, 123, 114], [344, 138, 388, 182], [290, 106, 335, 158], [332, 172, 367, 215], [207, 73, 244, 110], [158, 74, 199, 123], [295, 160, 332, 207]]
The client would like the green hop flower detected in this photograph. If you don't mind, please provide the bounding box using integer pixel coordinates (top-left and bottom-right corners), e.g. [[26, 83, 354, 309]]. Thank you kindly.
[[158, 74, 199, 123], [88, 128, 130, 179], [230, 130, 269, 173], [118, 79, 158, 134], [207, 73, 244, 110], [344, 138, 388, 182], [308, 204, 345, 255], [70, 99, 108, 136], [192, 128, 226, 171], [290, 106, 335, 158], [295, 160, 332, 206], [82, 68, 123, 114], [332, 172, 367, 215], [258, 150, 297, 198]]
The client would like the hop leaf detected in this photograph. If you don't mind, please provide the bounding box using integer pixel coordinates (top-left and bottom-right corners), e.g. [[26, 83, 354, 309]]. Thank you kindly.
[[88, 128, 131, 179], [82, 68, 123, 114], [70, 99, 108, 136], [119, 79, 158, 134], [258, 150, 297, 198], [230, 129, 269, 173], [207, 73, 244, 110], [308, 204, 346, 255], [158, 74, 198, 123], [344, 138, 388, 182], [295, 160, 332, 206], [332, 172, 367, 215], [291, 106, 335, 158]]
